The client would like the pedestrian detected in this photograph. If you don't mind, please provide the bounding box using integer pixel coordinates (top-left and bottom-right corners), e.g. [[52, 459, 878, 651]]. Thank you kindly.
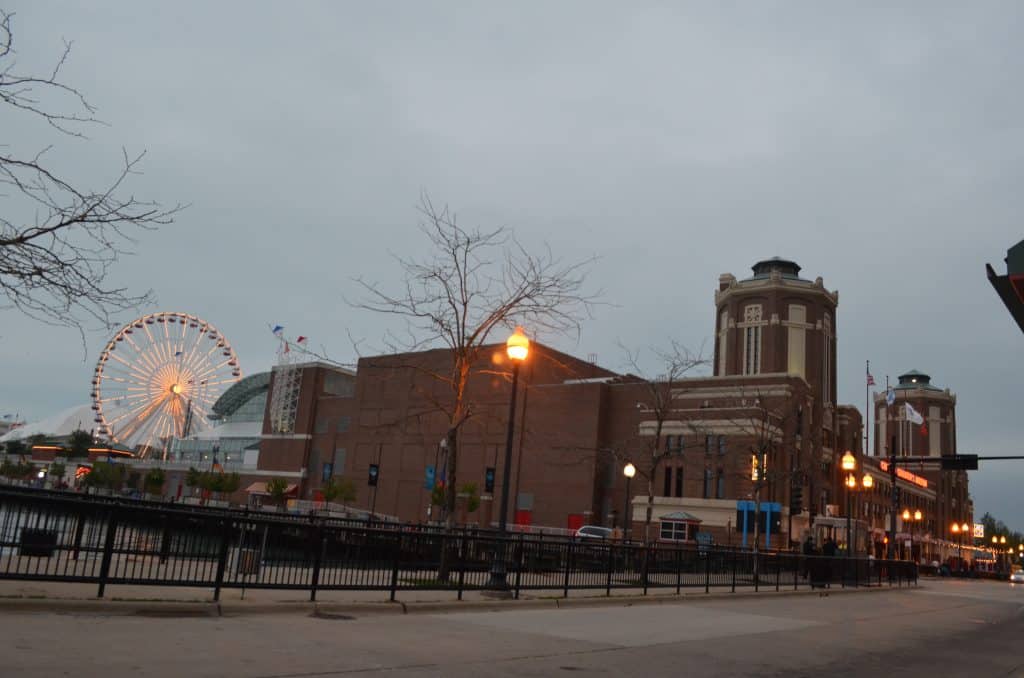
[[823, 536, 838, 558]]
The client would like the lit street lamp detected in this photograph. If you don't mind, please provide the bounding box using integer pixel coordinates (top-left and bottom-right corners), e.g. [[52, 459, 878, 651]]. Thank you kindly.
[[902, 509, 922, 561], [486, 327, 529, 594], [623, 462, 636, 541], [841, 452, 871, 558], [951, 522, 969, 567]]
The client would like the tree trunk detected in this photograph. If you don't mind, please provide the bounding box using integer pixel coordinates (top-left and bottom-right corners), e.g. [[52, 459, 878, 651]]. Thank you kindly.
[[437, 426, 458, 582], [645, 478, 655, 543]]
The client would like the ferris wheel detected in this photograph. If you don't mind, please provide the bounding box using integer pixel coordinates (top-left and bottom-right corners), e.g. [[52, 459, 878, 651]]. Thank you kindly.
[[91, 312, 242, 459]]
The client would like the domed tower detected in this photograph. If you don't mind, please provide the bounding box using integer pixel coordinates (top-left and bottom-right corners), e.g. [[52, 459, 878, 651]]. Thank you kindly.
[[713, 257, 839, 408], [873, 369, 967, 545]]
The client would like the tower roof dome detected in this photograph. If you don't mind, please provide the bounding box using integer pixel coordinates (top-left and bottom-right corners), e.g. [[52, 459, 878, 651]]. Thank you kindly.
[[747, 257, 805, 281]]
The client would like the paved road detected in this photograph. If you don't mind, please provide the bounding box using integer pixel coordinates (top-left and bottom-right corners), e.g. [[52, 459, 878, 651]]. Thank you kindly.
[[3, 579, 1023, 677]]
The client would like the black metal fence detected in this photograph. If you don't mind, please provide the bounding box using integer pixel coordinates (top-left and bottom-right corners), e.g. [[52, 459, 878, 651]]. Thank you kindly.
[[0, 487, 917, 601]]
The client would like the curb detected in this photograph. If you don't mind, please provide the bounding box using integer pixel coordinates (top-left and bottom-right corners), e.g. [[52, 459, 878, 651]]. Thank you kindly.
[[0, 583, 918, 618]]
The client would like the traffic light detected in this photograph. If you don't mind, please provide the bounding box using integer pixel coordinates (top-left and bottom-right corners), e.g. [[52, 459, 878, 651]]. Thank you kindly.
[[790, 484, 803, 515], [987, 240, 1024, 335], [484, 467, 495, 494], [941, 454, 979, 471], [367, 464, 379, 487]]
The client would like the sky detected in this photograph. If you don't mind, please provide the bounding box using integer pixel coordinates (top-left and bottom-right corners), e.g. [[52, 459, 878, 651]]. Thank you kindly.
[[2, 2, 1022, 527]]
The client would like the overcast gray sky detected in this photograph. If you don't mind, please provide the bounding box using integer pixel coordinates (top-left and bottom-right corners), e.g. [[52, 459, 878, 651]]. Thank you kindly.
[[2, 2, 1022, 528]]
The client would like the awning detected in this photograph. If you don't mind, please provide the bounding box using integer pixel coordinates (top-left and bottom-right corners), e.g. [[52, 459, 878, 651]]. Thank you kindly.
[[660, 511, 702, 523], [244, 481, 298, 496]]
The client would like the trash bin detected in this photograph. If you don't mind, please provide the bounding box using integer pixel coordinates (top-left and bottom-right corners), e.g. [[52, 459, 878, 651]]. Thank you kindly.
[[20, 528, 58, 557]]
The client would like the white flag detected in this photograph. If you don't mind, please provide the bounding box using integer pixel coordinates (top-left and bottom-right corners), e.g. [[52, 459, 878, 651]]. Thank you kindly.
[[904, 403, 924, 425]]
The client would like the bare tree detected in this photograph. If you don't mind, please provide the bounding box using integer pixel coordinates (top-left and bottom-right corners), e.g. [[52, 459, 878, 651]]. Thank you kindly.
[[352, 193, 598, 578], [1, 10, 180, 331], [615, 341, 710, 540]]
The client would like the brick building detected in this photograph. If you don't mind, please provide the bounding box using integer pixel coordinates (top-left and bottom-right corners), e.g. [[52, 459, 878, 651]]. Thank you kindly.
[[248, 257, 973, 556]]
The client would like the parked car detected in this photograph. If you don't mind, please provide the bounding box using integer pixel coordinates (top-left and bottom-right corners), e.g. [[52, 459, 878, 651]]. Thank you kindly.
[[574, 525, 613, 541], [1010, 569, 1024, 584]]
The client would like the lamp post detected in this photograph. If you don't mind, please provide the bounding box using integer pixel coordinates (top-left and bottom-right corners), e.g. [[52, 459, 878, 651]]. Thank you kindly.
[[623, 462, 636, 541], [902, 509, 922, 562], [841, 452, 856, 558], [485, 326, 529, 594]]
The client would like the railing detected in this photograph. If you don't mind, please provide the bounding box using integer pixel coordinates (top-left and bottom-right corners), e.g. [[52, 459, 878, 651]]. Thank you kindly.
[[0, 487, 918, 601]]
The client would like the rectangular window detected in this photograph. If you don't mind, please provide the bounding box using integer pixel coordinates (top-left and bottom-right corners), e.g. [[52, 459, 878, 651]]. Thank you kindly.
[[716, 469, 725, 499], [332, 448, 347, 474], [663, 467, 672, 497], [314, 417, 328, 434], [659, 522, 689, 541], [703, 468, 713, 499], [674, 467, 684, 498], [705, 435, 713, 455], [718, 435, 726, 455], [336, 416, 351, 433]]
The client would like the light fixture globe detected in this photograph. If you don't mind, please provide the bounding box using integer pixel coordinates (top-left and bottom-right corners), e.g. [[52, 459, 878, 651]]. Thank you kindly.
[[951, 523, 960, 534], [961, 522, 970, 532], [862, 474, 873, 489], [623, 462, 636, 479], [914, 510, 922, 521], [506, 326, 530, 362], [841, 451, 856, 472], [902, 509, 911, 521]]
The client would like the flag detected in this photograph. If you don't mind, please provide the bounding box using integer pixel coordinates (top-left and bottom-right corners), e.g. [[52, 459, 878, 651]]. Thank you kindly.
[[920, 422, 928, 435], [867, 373, 875, 387], [271, 325, 284, 337], [885, 387, 896, 407], [296, 336, 307, 344], [904, 402, 924, 425]]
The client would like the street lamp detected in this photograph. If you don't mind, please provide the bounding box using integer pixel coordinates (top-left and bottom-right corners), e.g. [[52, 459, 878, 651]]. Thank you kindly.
[[623, 462, 636, 541], [841, 452, 856, 558], [486, 326, 529, 594], [902, 509, 922, 561]]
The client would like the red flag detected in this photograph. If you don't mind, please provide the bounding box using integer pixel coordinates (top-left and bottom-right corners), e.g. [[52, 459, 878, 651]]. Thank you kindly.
[[867, 373, 875, 386], [296, 336, 308, 344], [920, 422, 927, 435]]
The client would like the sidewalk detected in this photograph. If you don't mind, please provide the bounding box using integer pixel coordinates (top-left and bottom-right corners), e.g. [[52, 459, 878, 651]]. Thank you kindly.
[[0, 577, 913, 617]]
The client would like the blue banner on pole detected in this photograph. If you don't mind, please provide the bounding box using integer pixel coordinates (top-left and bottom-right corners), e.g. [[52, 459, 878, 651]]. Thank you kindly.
[[424, 465, 436, 490]]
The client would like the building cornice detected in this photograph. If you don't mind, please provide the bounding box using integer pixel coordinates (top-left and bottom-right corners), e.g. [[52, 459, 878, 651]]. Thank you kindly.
[[715, 275, 839, 308]]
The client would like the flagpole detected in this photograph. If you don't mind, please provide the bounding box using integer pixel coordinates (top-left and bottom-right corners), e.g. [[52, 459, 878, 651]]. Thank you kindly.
[[865, 360, 870, 457]]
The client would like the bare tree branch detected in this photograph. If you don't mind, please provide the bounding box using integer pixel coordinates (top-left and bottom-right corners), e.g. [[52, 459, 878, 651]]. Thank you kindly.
[[1, 9, 182, 336], [350, 192, 600, 578]]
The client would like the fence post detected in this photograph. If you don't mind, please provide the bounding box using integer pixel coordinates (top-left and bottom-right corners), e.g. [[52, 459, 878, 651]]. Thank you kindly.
[[676, 546, 683, 595], [309, 522, 323, 603], [457, 534, 466, 602], [96, 512, 118, 598], [159, 514, 171, 564], [562, 541, 573, 599], [607, 543, 614, 597], [754, 552, 759, 593], [71, 507, 87, 562], [514, 533, 525, 600], [641, 545, 649, 596], [794, 553, 799, 590], [705, 548, 711, 594], [389, 528, 401, 602], [731, 548, 737, 593], [775, 554, 781, 592], [213, 519, 231, 603]]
